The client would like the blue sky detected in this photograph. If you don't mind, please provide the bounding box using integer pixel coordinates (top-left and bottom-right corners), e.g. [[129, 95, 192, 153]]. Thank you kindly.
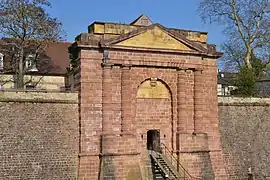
[[48, 0, 226, 50]]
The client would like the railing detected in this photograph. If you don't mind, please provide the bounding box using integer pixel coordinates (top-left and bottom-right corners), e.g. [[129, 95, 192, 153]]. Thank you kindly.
[[149, 151, 169, 179], [161, 143, 203, 180]]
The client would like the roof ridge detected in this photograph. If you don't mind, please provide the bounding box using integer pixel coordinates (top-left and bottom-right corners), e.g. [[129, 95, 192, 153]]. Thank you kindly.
[[168, 27, 208, 34], [100, 23, 156, 46], [154, 23, 208, 53], [130, 14, 145, 25]]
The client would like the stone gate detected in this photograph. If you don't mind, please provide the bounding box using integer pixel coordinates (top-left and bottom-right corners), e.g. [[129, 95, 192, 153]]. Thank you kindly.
[[69, 15, 228, 180]]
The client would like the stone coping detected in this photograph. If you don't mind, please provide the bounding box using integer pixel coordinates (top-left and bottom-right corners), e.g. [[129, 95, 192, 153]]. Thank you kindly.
[[218, 97, 270, 106], [0, 90, 78, 104]]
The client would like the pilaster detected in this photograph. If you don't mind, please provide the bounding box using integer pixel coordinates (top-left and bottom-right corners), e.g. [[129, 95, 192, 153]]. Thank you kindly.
[[177, 68, 187, 132], [102, 63, 114, 134], [121, 65, 135, 134], [194, 69, 203, 133]]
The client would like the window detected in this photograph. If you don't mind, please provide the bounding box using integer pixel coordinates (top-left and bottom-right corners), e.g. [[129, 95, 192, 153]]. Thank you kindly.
[[25, 54, 38, 72], [26, 83, 36, 90], [0, 53, 4, 71], [141, 18, 149, 26], [25, 54, 33, 69]]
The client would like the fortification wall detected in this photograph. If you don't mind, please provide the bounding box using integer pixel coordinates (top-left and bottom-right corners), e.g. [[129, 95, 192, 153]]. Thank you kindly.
[[0, 91, 79, 180], [1, 91, 270, 180], [219, 97, 270, 180]]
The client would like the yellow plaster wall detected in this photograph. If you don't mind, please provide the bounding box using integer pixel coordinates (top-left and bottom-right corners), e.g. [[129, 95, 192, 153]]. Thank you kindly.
[[137, 79, 170, 99], [116, 27, 193, 50], [93, 23, 137, 35], [0, 74, 65, 90], [187, 32, 207, 43], [104, 24, 137, 34], [93, 24, 105, 34], [91, 23, 208, 43]]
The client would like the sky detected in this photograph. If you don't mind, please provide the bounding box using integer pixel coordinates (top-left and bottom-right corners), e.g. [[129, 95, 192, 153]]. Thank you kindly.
[[47, 0, 226, 50]]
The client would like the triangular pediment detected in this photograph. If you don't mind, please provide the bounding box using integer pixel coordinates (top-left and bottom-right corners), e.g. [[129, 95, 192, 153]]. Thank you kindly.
[[130, 14, 153, 26], [114, 26, 197, 51]]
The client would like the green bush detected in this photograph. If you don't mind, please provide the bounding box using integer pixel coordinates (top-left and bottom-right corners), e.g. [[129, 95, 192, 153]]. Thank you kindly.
[[234, 67, 258, 96]]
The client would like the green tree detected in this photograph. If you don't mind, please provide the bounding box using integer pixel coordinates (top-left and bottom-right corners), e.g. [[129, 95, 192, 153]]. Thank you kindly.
[[233, 66, 257, 96]]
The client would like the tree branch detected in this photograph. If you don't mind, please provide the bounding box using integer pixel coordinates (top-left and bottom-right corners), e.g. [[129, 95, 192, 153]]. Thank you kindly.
[[231, 0, 250, 49]]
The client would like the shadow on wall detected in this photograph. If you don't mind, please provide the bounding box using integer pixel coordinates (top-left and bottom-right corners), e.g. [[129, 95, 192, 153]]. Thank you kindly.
[[202, 152, 215, 179], [101, 156, 116, 180]]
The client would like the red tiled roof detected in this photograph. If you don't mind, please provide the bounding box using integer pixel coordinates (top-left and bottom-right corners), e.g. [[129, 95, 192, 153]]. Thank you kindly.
[[0, 39, 71, 75], [43, 42, 71, 75]]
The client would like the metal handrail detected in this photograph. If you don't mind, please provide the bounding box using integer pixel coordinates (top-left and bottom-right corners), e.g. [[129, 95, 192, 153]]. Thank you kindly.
[[149, 151, 169, 179], [161, 143, 203, 180]]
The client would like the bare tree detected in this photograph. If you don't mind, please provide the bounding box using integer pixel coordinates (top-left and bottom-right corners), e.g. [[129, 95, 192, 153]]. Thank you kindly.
[[0, 0, 65, 88], [199, 0, 270, 70]]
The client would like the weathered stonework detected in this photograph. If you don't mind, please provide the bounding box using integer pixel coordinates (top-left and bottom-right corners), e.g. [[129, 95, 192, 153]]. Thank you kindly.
[[219, 97, 270, 180], [0, 91, 79, 180], [70, 15, 228, 180], [1, 92, 269, 179]]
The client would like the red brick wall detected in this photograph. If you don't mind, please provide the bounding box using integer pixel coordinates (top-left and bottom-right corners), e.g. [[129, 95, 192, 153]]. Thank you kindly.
[[76, 49, 228, 180], [76, 50, 103, 180], [136, 98, 172, 150]]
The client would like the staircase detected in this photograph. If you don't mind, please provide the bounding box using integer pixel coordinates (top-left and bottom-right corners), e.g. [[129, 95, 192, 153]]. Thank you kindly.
[[149, 143, 203, 180], [150, 150, 181, 180]]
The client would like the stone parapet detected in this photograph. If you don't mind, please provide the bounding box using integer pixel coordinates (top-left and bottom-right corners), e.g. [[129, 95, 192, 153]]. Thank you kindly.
[[218, 97, 270, 105], [0, 90, 78, 104]]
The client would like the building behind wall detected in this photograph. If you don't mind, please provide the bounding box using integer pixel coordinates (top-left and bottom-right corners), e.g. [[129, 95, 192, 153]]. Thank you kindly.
[[217, 71, 270, 97], [0, 41, 71, 90], [217, 71, 237, 96], [69, 15, 228, 180]]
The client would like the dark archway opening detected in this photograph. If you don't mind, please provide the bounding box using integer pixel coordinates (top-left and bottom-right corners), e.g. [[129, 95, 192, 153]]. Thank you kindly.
[[147, 130, 161, 152]]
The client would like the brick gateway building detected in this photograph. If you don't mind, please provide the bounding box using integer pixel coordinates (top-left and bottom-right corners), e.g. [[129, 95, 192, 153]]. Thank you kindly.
[[69, 15, 228, 180]]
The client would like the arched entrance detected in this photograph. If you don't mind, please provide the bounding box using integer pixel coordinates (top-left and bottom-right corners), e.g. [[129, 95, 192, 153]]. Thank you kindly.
[[135, 78, 172, 151]]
